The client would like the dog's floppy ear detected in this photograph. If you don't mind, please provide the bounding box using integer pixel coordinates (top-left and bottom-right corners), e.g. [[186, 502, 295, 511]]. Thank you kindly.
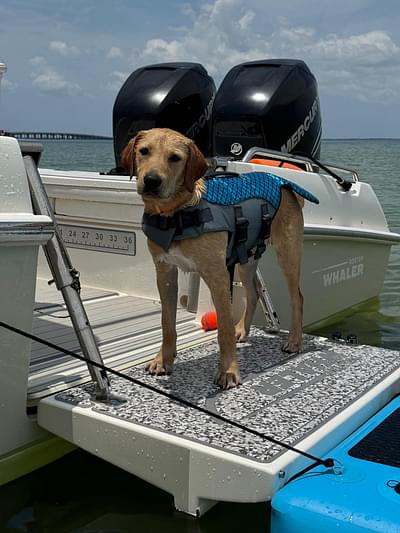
[[184, 140, 208, 192], [120, 131, 145, 179]]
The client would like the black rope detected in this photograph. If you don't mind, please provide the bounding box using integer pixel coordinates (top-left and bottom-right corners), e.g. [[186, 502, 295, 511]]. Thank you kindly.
[[0, 319, 335, 470], [285, 459, 322, 484]]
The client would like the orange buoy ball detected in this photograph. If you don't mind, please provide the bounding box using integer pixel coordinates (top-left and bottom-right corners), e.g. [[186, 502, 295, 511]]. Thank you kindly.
[[201, 310, 218, 331]]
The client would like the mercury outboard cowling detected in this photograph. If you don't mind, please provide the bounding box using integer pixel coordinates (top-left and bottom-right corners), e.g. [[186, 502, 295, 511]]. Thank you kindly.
[[211, 59, 321, 159], [113, 62, 216, 165]]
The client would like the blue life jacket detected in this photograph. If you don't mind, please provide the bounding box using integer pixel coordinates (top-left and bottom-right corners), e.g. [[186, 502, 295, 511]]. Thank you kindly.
[[142, 172, 319, 265]]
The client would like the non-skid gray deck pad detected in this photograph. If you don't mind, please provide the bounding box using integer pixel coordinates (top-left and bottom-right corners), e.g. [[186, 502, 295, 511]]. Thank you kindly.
[[55, 328, 400, 463], [349, 407, 400, 468]]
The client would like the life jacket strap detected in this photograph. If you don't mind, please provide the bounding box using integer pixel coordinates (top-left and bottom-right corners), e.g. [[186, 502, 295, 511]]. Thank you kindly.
[[143, 207, 213, 234], [254, 203, 273, 260], [233, 206, 250, 265]]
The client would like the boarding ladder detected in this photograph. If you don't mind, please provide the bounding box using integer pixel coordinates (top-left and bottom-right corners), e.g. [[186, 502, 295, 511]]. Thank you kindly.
[[187, 267, 280, 332], [24, 155, 111, 400], [255, 267, 280, 332]]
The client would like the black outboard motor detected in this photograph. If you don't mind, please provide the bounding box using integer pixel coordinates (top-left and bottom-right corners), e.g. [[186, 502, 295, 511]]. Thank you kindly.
[[211, 59, 321, 159], [113, 62, 216, 165]]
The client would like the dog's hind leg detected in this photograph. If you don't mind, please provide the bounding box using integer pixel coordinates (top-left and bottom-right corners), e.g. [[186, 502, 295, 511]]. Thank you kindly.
[[146, 261, 178, 375], [235, 259, 259, 341], [271, 189, 304, 353]]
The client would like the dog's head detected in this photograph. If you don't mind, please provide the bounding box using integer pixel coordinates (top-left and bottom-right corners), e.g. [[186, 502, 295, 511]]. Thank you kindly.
[[121, 128, 208, 202]]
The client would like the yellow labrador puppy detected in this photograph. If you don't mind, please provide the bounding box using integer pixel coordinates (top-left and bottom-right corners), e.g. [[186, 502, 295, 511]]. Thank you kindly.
[[121, 128, 304, 389]]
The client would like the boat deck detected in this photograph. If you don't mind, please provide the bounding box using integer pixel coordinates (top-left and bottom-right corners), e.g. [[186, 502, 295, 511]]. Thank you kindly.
[[50, 330, 400, 463], [38, 312, 400, 515], [28, 278, 216, 404]]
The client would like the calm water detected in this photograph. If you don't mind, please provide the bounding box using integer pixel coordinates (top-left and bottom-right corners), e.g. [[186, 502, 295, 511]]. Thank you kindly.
[[1, 139, 399, 533]]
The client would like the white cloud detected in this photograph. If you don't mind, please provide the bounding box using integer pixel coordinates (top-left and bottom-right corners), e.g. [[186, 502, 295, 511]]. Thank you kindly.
[[49, 40, 81, 57], [180, 3, 196, 17], [237, 10, 255, 31], [106, 70, 128, 92], [30, 56, 81, 95], [139, 0, 400, 103], [1, 78, 17, 92], [310, 31, 399, 64], [106, 47, 123, 59]]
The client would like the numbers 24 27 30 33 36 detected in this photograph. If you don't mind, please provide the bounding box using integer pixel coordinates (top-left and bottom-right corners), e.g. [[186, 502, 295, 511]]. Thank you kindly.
[[59, 224, 136, 256]]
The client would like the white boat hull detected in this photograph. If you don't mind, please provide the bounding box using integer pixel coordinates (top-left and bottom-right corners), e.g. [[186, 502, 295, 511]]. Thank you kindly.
[[249, 231, 392, 330]]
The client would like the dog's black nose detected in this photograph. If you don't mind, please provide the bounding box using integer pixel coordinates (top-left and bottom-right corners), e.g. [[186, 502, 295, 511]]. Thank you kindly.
[[143, 173, 162, 192]]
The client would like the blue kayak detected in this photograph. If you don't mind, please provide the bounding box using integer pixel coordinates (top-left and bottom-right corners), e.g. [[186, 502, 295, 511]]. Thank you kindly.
[[271, 395, 400, 532]]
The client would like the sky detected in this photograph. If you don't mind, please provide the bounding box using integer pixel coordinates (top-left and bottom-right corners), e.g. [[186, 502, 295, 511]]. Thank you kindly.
[[1, 0, 400, 138]]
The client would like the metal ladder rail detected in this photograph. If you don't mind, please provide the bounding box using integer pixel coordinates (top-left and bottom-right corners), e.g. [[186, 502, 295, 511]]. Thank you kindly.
[[255, 268, 280, 332], [24, 155, 111, 400]]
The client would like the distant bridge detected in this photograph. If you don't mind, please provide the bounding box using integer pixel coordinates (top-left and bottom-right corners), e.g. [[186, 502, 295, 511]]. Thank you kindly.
[[8, 132, 112, 141]]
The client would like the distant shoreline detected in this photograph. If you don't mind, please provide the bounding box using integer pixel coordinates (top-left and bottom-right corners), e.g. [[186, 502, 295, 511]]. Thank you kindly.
[[323, 137, 400, 141], [2, 132, 399, 142], [5, 132, 112, 141]]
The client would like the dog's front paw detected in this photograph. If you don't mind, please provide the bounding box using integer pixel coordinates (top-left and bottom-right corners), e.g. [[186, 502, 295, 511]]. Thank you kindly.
[[214, 364, 241, 389], [145, 354, 174, 376], [281, 337, 303, 353]]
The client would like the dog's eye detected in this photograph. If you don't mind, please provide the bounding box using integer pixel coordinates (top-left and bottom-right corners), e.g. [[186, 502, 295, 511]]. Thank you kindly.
[[139, 147, 149, 156], [169, 153, 182, 163]]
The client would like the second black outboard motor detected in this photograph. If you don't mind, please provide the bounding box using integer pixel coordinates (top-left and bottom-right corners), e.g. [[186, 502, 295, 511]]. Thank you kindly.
[[211, 59, 321, 159], [113, 62, 216, 166]]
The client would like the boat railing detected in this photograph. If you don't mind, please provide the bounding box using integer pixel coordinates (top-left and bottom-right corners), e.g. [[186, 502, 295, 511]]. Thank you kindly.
[[242, 146, 315, 172], [241, 146, 358, 186], [318, 163, 359, 183]]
